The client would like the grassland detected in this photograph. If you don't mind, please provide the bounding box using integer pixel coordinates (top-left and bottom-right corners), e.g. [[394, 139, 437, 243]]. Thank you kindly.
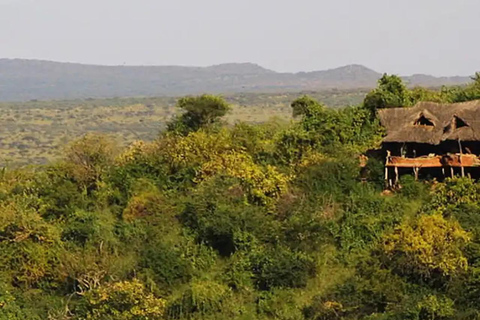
[[0, 89, 368, 166]]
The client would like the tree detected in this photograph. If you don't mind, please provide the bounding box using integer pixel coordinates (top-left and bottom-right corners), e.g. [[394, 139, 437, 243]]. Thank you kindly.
[[437, 72, 480, 103], [409, 87, 445, 104], [288, 96, 382, 154], [291, 95, 324, 118], [364, 74, 411, 113], [167, 94, 231, 135], [63, 134, 117, 190]]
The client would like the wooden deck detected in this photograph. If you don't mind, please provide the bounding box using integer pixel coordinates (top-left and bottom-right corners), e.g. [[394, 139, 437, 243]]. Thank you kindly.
[[386, 156, 442, 168], [386, 154, 480, 168]]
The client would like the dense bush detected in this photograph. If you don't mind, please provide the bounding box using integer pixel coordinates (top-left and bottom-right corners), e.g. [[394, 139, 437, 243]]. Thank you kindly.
[[250, 246, 316, 290], [1, 84, 480, 319]]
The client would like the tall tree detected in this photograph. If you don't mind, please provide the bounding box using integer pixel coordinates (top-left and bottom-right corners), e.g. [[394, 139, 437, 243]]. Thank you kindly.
[[291, 95, 324, 118], [167, 94, 231, 135], [364, 74, 411, 113]]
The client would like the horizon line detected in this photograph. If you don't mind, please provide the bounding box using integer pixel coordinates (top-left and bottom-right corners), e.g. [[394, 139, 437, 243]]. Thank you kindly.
[[0, 57, 474, 78]]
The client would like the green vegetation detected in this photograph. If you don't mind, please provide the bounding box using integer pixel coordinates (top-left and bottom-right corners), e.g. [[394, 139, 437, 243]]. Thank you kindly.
[[0, 89, 367, 167], [167, 95, 231, 135], [364, 73, 480, 111], [0, 75, 480, 319]]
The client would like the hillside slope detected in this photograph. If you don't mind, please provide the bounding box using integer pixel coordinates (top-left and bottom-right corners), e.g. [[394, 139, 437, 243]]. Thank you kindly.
[[0, 59, 472, 101]]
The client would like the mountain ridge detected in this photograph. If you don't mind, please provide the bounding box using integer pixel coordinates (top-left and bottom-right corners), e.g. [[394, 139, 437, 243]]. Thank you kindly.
[[0, 59, 473, 102]]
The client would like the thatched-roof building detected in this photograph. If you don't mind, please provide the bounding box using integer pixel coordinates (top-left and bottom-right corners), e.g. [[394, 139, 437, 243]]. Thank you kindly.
[[379, 100, 480, 147], [378, 100, 480, 183]]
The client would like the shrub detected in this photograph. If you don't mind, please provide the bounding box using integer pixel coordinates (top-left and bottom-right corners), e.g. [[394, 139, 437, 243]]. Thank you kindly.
[[363, 157, 385, 190], [294, 157, 360, 201], [166, 279, 231, 319], [398, 175, 429, 200], [428, 178, 480, 214], [179, 176, 279, 256], [63, 134, 118, 190], [250, 246, 316, 290], [61, 209, 116, 247], [77, 279, 166, 320], [140, 242, 192, 288], [0, 199, 61, 288], [382, 214, 470, 279], [417, 295, 455, 320], [334, 187, 404, 253]]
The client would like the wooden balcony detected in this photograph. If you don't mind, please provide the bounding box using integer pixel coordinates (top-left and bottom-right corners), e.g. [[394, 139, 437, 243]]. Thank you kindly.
[[386, 155, 442, 168], [386, 154, 480, 168]]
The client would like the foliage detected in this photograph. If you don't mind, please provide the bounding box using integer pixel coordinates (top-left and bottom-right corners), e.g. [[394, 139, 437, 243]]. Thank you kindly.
[[78, 279, 166, 320], [167, 94, 231, 135], [198, 151, 290, 207], [1, 84, 480, 319], [166, 279, 232, 319], [382, 214, 470, 279], [288, 96, 383, 157], [63, 134, 118, 190], [428, 177, 480, 214], [363, 72, 480, 116], [0, 198, 62, 288], [398, 175, 429, 200], [250, 246, 316, 290], [417, 294, 455, 320], [443, 73, 480, 103], [140, 241, 193, 288], [364, 74, 412, 113], [409, 87, 445, 104], [291, 95, 324, 118]]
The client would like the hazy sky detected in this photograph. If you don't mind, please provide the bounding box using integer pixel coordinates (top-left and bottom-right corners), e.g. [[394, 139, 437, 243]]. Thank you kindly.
[[0, 0, 479, 76]]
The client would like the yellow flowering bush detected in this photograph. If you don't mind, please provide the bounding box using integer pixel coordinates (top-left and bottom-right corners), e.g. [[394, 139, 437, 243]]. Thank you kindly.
[[80, 279, 166, 320], [138, 130, 293, 206], [295, 149, 326, 169], [198, 150, 291, 206], [382, 214, 470, 278], [115, 140, 158, 166], [417, 295, 455, 319], [159, 129, 234, 170]]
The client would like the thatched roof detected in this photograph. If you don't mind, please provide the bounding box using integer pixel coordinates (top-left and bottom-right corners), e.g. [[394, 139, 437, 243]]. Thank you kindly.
[[378, 100, 480, 144]]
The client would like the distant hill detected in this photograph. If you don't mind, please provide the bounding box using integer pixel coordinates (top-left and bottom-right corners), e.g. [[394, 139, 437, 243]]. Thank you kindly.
[[0, 59, 472, 101]]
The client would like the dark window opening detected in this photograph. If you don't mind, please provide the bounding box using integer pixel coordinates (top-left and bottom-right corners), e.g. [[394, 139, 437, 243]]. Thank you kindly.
[[414, 115, 434, 126], [455, 116, 468, 129]]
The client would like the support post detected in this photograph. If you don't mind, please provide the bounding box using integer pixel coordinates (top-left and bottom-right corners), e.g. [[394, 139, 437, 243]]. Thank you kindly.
[[459, 139, 465, 177], [451, 167, 454, 178], [385, 166, 389, 187], [395, 166, 399, 185], [385, 150, 391, 188]]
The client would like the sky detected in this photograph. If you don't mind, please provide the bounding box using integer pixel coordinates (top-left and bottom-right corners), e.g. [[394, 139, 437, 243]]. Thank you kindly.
[[0, 0, 479, 76]]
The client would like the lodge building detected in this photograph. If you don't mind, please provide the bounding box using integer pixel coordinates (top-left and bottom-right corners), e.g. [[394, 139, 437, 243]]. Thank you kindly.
[[378, 100, 480, 185]]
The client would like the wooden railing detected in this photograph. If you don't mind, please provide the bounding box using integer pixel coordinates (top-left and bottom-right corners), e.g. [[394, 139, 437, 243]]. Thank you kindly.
[[386, 154, 480, 168], [384, 153, 480, 186]]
